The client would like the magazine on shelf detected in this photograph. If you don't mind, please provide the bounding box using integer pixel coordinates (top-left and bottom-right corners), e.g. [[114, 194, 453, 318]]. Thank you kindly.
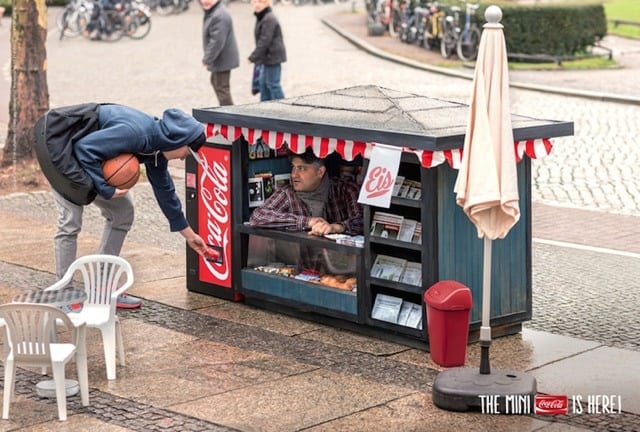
[[400, 261, 422, 286], [392, 175, 405, 196], [248, 177, 265, 208], [397, 178, 418, 198], [406, 180, 422, 200], [254, 172, 275, 199], [412, 222, 422, 245], [397, 218, 418, 243], [370, 211, 403, 240], [371, 294, 403, 324], [397, 301, 413, 326], [370, 254, 406, 282], [405, 303, 423, 329], [273, 173, 291, 190]]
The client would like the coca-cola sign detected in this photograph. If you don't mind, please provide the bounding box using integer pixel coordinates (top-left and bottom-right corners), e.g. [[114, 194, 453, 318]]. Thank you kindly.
[[197, 146, 232, 288], [534, 395, 568, 415]]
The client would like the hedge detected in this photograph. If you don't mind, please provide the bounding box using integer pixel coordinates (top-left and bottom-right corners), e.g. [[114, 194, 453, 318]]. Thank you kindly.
[[500, 4, 608, 56], [422, 2, 607, 56]]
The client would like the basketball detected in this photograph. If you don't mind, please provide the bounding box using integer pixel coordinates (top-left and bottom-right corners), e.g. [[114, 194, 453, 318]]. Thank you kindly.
[[102, 153, 140, 190]]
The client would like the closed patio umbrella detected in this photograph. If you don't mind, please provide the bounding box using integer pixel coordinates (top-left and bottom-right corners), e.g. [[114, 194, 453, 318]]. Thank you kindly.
[[433, 6, 537, 412], [453, 4, 519, 374]]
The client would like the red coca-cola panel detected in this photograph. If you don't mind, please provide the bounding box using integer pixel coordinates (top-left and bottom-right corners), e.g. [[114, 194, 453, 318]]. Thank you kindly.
[[197, 146, 232, 288]]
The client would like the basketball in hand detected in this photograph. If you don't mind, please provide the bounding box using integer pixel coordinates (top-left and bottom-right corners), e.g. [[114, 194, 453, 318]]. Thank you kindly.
[[102, 153, 140, 190]]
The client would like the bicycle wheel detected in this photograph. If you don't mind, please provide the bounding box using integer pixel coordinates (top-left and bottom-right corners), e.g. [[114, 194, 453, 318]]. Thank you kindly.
[[456, 25, 481, 62], [440, 21, 456, 58], [101, 10, 125, 42], [58, 7, 83, 39], [156, 0, 175, 15], [127, 10, 152, 39]]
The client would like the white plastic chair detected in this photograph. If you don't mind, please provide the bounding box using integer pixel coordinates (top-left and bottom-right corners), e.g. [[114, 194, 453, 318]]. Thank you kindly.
[[45, 255, 134, 380], [0, 303, 89, 421]]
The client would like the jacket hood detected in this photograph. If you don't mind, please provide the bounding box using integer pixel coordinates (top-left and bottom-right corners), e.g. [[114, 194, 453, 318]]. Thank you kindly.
[[155, 109, 205, 152]]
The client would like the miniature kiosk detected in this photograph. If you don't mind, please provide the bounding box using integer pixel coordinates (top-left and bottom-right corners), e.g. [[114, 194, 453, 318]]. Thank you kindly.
[[185, 85, 573, 348]]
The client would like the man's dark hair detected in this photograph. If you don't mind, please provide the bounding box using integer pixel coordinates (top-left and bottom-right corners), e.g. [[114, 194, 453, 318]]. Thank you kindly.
[[288, 148, 325, 166]]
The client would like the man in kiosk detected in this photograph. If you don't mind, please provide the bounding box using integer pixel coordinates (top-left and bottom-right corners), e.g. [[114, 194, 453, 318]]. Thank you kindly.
[[249, 148, 364, 236]]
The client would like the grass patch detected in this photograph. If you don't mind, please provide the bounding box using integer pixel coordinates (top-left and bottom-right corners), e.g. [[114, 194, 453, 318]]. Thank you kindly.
[[508, 56, 618, 71], [604, 0, 640, 38]]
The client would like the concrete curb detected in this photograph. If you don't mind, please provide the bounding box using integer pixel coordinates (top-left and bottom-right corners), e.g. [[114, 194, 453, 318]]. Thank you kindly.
[[322, 17, 640, 106]]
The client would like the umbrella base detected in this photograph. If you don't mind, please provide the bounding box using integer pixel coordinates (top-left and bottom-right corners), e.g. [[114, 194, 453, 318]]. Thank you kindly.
[[432, 367, 537, 413]]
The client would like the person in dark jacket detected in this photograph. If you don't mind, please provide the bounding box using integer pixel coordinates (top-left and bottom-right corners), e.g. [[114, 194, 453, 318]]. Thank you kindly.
[[248, 0, 286, 101], [51, 104, 213, 309], [200, 0, 239, 106]]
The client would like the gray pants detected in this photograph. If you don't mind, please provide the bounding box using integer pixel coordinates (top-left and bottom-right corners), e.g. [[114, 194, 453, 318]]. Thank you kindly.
[[53, 189, 134, 279], [210, 70, 233, 106]]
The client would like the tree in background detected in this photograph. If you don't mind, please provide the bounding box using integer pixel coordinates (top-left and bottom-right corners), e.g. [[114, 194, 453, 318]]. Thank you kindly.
[[2, 0, 49, 166]]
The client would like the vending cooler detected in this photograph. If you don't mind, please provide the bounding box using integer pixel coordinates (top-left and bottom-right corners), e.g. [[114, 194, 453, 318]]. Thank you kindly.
[[185, 137, 244, 301]]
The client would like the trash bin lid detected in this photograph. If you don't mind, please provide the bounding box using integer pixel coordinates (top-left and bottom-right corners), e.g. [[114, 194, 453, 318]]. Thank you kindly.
[[424, 280, 472, 311]]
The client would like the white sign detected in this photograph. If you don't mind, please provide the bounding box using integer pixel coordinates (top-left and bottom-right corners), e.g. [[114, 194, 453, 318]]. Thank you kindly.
[[358, 144, 402, 208]]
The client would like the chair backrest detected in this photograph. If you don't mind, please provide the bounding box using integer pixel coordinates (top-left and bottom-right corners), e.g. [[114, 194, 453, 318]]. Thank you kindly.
[[65, 255, 134, 307], [0, 303, 74, 363]]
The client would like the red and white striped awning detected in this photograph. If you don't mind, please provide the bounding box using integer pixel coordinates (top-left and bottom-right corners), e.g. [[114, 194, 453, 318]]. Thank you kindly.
[[205, 123, 552, 169]]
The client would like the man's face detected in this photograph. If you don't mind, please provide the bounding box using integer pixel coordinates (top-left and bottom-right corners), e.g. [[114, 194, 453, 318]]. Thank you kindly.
[[200, 0, 217, 9], [252, 0, 269, 13], [290, 157, 325, 192]]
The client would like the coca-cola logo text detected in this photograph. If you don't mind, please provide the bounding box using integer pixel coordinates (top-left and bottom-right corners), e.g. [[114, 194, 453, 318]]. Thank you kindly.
[[364, 166, 393, 199], [198, 149, 231, 287], [534, 395, 568, 415]]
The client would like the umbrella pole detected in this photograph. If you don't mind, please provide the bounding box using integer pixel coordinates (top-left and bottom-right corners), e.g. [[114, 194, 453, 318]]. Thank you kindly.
[[480, 236, 492, 374]]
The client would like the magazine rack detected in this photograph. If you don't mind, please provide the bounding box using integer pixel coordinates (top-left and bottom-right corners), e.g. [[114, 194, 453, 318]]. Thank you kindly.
[[186, 85, 573, 347]]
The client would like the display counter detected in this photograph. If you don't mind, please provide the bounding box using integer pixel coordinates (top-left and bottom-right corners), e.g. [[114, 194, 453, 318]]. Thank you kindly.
[[186, 85, 573, 347]]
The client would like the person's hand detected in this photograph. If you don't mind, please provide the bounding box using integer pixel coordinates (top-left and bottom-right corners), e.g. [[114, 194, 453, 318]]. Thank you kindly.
[[308, 218, 344, 236], [180, 226, 214, 257], [113, 188, 129, 198], [186, 234, 212, 257], [307, 217, 325, 229]]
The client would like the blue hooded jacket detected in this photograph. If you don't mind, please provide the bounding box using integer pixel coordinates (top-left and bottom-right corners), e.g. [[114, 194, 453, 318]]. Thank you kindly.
[[74, 104, 204, 232]]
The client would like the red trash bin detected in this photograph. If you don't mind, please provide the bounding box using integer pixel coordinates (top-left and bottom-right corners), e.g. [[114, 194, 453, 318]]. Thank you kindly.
[[424, 280, 472, 367]]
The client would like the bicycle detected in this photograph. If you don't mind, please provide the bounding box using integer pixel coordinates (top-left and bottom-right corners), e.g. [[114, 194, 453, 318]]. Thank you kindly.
[[121, 0, 152, 40], [57, 0, 93, 40], [439, 1, 480, 61], [456, 0, 481, 61]]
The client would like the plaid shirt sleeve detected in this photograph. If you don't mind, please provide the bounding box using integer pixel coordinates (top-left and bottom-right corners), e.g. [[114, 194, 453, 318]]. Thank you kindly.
[[326, 179, 364, 235], [248, 186, 310, 231]]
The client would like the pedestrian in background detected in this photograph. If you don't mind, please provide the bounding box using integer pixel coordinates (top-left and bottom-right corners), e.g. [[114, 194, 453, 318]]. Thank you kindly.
[[200, 0, 239, 106], [249, 0, 287, 101]]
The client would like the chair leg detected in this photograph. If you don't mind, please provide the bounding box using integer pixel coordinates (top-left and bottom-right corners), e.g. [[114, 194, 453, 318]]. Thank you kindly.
[[51, 362, 68, 421], [76, 353, 90, 406], [100, 325, 117, 380], [115, 320, 125, 367], [2, 360, 15, 420]]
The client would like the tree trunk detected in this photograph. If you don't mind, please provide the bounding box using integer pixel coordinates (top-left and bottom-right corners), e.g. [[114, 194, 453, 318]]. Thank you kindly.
[[2, 0, 49, 167]]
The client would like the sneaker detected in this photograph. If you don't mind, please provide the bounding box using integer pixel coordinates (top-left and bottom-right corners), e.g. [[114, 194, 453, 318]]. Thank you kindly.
[[116, 294, 142, 309]]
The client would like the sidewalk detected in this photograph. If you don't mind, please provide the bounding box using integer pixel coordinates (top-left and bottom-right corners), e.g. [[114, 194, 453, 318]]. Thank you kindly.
[[1, 180, 639, 432], [0, 4, 639, 431]]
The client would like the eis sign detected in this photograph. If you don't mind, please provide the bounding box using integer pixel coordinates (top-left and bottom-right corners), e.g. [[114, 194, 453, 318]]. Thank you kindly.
[[197, 146, 232, 288]]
